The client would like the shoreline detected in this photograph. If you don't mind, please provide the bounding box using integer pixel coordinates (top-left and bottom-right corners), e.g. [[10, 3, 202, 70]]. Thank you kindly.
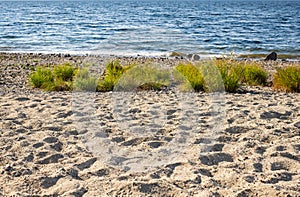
[[1, 51, 300, 61]]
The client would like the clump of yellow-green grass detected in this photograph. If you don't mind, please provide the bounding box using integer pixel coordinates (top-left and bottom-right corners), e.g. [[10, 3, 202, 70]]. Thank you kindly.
[[97, 60, 133, 92], [176, 59, 268, 93], [213, 59, 243, 93], [175, 62, 205, 92], [100, 61, 170, 92], [241, 63, 267, 86], [115, 64, 170, 91], [29, 63, 77, 91], [215, 59, 267, 86], [273, 65, 300, 93]]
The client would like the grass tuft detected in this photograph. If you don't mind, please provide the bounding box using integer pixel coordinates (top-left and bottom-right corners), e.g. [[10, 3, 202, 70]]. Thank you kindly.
[[53, 63, 76, 81], [114, 63, 170, 92], [175, 63, 205, 92], [273, 66, 300, 93], [29, 67, 54, 89], [97, 60, 133, 92], [29, 63, 77, 91], [214, 59, 243, 93], [241, 63, 267, 86]]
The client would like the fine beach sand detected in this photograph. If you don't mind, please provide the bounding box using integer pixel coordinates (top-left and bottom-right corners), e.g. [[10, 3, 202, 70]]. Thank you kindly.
[[0, 53, 299, 196]]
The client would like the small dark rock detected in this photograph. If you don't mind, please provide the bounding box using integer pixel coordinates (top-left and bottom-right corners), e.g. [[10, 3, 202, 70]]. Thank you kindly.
[[24, 153, 34, 162], [207, 143, 224, 152], [166, 109, 177, 115], [15, 97, 30, 101], [265, 51, 277, 61], [94, 168, 109, 177], [192, 54, 200, 61], [150, 173, 160, 179], [111, 136, 125, 143], [194, 138, 212, 144], [277, 172, 293, 181]]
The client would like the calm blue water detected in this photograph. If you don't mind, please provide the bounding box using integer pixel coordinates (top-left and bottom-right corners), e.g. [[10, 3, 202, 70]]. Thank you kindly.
[[0, 0, 299, 56]]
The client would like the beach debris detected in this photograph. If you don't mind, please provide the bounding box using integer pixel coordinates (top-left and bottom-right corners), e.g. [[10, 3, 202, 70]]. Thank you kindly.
[[265, 51, 277, 61]]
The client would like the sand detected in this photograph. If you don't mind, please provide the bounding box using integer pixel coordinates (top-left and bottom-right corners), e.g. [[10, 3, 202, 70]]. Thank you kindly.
[[0, 53, 299, 196]]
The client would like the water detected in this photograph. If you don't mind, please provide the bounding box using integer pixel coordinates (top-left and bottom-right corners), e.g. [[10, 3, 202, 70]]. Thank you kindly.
[[0, 0, 299, 57]]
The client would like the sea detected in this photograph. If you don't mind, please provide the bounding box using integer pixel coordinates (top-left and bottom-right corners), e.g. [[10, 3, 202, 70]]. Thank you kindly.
[[0, 0, 299, 57]]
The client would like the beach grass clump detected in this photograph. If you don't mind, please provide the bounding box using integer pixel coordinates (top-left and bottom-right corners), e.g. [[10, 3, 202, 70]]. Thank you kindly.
[[54, 63, 77, 81], [73, 67, 98, 91], [97, 60, 133, 92], [29, 67, 54, 89], [29, 63, 77, 91], [241, 63, 267, 86], [214, 59, 243, 93], [273, 65, 300, 92], [175, 63, 205, 92], [115, 64, 170, 91]]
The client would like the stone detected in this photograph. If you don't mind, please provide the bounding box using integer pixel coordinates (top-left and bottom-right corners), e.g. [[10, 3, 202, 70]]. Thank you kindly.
[[265, 51, 277, 61], [192, 54, 200, 61]]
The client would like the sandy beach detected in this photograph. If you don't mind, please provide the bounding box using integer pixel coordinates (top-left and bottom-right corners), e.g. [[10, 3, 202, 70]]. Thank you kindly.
[[0, 53, 299, 196]]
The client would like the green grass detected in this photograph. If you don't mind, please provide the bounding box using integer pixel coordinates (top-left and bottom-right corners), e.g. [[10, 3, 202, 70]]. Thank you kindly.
[[28, 59, 299, 94], [176, 60, 267, 93], [29, 67, 54, 89], [273, 65, 300, 93], [214, 59, 267, 92], [175, 63, 205, 92], [29, 63, 77, 91], [241, 63, 267, 86], [54, 63, 76, 81], [114, 63, 170, 92], [97, 60, 133, 92]]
